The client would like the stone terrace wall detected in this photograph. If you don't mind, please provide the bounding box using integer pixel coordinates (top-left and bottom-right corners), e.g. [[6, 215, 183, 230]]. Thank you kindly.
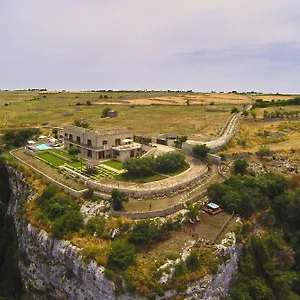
[[112, 190, 208, 220]]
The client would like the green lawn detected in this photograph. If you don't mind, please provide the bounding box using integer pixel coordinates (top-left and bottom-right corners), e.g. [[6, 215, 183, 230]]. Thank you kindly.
[[102, 160, 123, 170], [38, 152, 67, 167], [115, 172, 166, 183], [38, 152, 83, 169], [50, 148, 75, 160]]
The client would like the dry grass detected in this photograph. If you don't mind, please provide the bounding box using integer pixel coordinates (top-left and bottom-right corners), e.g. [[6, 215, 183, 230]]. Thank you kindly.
[[222, 119, 300, 154], [72, 235, 111, 266], [0, 91, 245, 137]]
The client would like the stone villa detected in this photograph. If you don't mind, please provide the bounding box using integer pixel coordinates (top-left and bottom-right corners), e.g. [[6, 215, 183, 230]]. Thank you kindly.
[[62, 125, 142, 161]]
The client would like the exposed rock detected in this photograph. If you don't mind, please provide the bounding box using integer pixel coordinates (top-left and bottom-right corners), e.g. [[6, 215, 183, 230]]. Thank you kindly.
[[6, 166, 241, 300]]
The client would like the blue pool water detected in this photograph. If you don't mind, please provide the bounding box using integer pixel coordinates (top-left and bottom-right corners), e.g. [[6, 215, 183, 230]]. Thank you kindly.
[[35, 144, 52, 150]]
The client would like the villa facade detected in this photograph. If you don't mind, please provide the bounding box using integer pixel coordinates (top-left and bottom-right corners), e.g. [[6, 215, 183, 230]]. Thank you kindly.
[[62, 125, 142, 161]]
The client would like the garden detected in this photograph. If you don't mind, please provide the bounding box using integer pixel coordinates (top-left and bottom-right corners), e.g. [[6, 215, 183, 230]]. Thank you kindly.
[[36, 149, 118, 180]]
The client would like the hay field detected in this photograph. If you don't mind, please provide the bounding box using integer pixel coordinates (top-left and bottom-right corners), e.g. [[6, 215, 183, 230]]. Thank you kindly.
[[253, 94, 298, 101], [109, 93, 251, 106]]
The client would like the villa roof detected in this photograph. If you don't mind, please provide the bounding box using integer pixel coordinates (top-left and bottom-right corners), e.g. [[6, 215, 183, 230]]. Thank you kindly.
[[63, 125, 131, 136]]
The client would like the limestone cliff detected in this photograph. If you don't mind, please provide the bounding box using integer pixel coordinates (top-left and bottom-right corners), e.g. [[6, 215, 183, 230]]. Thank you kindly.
[[5, 166, 240, 300]]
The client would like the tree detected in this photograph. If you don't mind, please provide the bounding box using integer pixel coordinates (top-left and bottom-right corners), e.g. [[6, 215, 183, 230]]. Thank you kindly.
[[68, 146, 80, 156], [193, 144, 209, 160], [231, 107, 240, 114], [2, 128, 40, 148], [174, 136, 188, 148], [111, 189, 129, 211], [102, 106, 111, 117], [186, 99, 190, 106], [108, 239, 137, 270], [233, 159, 248, 175], [86, 100, 91, 106]]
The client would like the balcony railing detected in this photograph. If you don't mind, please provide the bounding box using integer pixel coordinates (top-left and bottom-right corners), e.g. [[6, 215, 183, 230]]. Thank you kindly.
[[64, 138, 104, 151]]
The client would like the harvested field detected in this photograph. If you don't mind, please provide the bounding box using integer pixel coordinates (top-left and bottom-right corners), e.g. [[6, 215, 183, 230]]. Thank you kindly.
[[117, 93, 251, 106], [253, 94, 298, 101]]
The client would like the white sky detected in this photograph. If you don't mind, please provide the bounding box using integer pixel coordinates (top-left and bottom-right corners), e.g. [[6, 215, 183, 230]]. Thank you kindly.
[[1, 0, 300, 92]]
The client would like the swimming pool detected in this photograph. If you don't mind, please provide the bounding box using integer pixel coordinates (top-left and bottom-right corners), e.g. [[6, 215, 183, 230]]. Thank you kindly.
[[35, 143, 52, 150]]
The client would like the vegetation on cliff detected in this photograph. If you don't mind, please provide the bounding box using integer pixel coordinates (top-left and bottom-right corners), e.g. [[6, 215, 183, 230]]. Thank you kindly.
[[0, 159, 23, 300], [208, 171, 300, 299]]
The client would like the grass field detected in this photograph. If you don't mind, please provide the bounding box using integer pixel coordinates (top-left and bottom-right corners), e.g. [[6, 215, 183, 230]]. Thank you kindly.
[[102, 160, 123, 170], [38, 152, 82, 168], [38, 152, 66, 166], [0, 90, 246, 137]]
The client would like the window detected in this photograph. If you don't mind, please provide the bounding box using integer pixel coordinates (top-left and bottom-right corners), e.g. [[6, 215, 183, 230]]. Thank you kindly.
[[130, 150, 135, 158], [69, 134, 73, 141], [87, 150, 92, 158], [64, 133, 67, 137], [103, 140, 108, 145], [113, 150, 120, 156], [76, 136, 81, 144], [87, 139, 92, 147], [115, 139, 121, 146]]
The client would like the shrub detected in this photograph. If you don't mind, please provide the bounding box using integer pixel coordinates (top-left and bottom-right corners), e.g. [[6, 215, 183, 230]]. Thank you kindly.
[[186, 252, 200, 271], [193, 144, 209, 160], [130, 219, 162, 244], [111, 189, 128, 211], [257, 145, 272, 158], [102, 106, 111, 117], [73, 120, 90, 128], [82, 188, 94, 200], [52, 210, 83, 238], [231, 107, 240, 114], [107, 239, 137, 270], [86, 217, 105, 237], [104, 269, 114, 281], [174, 261, 187, 277], [233, 159, 248, 175], [68, 146, 80, 156]]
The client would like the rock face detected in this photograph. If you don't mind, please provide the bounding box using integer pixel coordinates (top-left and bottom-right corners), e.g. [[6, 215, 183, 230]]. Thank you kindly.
[[6, 166, 240, 300]]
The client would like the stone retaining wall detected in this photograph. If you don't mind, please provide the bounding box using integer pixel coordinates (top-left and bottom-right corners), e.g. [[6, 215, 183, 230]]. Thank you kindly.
[[112, 190, 208, 219]]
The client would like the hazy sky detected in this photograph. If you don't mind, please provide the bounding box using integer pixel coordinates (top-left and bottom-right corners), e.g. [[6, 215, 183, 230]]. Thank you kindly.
[[1, 1, 300, 92]]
